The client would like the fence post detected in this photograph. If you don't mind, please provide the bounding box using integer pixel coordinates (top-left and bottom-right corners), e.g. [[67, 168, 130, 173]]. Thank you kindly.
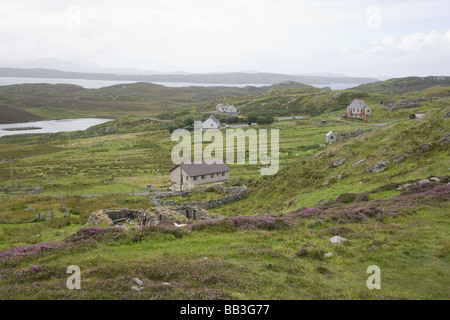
[[51, 210, 53, 220], [38, 211, 41, 221]]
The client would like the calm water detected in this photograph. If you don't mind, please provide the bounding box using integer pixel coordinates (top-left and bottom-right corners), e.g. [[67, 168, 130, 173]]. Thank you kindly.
[[0, 77, 362, 90], [0, 118, 113, 137]]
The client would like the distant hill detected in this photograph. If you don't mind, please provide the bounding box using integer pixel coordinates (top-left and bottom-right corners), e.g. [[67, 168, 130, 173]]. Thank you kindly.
[[5, 58, 162, 75], [0, 68, 379, 85], [0, 81, 312, 123], [350, 76, 450, 93], [0, 105, 44, 123]]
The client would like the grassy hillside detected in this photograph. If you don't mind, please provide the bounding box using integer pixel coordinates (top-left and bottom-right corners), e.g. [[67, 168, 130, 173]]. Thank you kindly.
[[351, 76, 450, 93], [213, 107, 449, 216], [0, 78, 448, 300]]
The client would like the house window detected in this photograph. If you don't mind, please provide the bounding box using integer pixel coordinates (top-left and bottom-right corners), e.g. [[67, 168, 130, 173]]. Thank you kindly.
[[222, 172, 225, 176], [186, 176, 189, 181], [194, 176, 198, 181], [202, 175, 206, 179], [211, 174, 214, 178]]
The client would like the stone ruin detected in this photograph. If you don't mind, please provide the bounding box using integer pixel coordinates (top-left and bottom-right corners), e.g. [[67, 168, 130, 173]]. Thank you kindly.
[[326, 129, 372, 144], [87, 206, 222, 228], [86, 185, 247, 228]]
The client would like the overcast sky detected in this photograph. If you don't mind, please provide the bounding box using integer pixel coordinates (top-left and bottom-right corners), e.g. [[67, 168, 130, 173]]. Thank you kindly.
[[0, 0, 449, 77]]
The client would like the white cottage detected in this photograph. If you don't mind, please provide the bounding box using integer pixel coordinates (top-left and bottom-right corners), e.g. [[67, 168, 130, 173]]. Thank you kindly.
[[216, 104, 237, 113], [347, 99, 371, 118], [202, 115, 220, 129]]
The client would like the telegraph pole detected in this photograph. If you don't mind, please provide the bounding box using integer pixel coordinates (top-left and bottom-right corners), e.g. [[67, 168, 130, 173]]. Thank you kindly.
[[156, 168, 159, 193]]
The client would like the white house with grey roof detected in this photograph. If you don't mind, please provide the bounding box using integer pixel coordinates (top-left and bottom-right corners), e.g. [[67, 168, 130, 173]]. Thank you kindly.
[[202, 115, 220, 129], [169, 163, 230, 187], [346, 99, 371, 119], [216, 104, 237, 113]]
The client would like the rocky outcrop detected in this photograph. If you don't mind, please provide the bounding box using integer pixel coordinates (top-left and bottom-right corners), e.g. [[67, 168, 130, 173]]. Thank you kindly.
[[392, 154, 406, 163], [416, 142, 432, 154], [329, 158, 346, 169], [367, 160, 388, 174], [439, 133, 450, 146]]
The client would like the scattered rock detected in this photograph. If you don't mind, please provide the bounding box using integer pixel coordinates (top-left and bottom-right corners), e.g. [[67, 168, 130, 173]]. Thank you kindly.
[[353, 159, 365, 166], [368, 245, 378, 251], [417, 178, 430, 184], [323, 176, 334, 186], [333, 92, 342, 99], [367, 160, 388, 174], [174, 223, 187, 228], [329, 158, 346, 169], [324, 252, 333, 257], [439, 133, 450, 146], [161, 282, 171, 286], [131, 286, 141, 292], [329, 236, 348, 244], [397, 182, 413, 190], [33, 234, 41, 238], [416, 142, 432, 153], [132, 278, 143, 286], [392, 154, 406, 163]]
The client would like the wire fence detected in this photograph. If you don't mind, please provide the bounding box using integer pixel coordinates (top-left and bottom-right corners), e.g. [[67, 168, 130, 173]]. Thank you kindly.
[[1, 210, 68, 224]]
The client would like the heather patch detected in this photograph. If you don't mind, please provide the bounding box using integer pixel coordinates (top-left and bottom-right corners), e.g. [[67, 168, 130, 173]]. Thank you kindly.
[[328, 206, 383, 223], [14, 265, 65, 282], [289, 207, 326, 218], [190, 215, 291, 231], [0, 241, 74, 267], [65, 226, 126, 243], [2, 258, 252, 300]]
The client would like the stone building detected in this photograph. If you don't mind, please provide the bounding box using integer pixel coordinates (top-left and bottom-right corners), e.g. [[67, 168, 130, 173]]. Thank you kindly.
[[326, 131, 336, 143]]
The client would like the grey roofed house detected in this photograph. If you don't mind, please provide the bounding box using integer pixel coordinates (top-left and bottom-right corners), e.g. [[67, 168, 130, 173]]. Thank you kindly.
[[202, 115, 220, 129], [169, 162, 230, 187], [347, 99, 371, 117], [216, 103, 237, 113], [209, 115, 220, 124]]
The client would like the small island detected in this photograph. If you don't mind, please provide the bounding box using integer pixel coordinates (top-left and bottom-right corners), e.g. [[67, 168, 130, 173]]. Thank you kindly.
[[2, 126, 42, 131]]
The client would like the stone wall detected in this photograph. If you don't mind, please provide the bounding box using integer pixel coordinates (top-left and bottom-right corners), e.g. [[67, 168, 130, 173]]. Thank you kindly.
[[150, 185, 248, 210], [335, 129, 372, 142]]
